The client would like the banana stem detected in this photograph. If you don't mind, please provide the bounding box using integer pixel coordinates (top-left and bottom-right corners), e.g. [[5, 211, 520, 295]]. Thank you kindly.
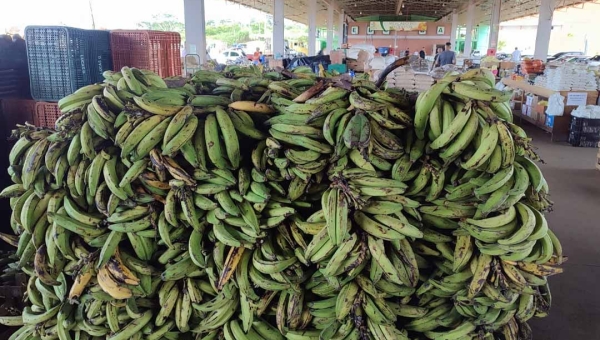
[[375, 56, 411, 88]]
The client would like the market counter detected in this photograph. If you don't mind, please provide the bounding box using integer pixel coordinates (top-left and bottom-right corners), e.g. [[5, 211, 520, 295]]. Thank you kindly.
[[502, 79, 599, 142]]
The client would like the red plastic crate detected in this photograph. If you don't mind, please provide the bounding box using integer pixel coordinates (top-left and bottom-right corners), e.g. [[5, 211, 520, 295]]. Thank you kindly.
[[110, 30, 182, 77], [34, 102, 61, 128]]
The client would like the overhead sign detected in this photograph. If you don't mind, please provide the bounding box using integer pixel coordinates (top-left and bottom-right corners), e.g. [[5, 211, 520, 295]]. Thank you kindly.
[[369, 22, 427, 32]]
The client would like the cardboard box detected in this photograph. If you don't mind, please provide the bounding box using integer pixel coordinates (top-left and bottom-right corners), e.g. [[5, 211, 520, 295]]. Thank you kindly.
[[535, 104, 545, 115], [267, 58, 284, 68], [346, 60, 360, 71], [522, 104, 530, 117], [525, 94, 538, 107], [511, 90, 524, 102], [530, 108, 539, 122], [537, 109, 547, 126], [510, 101, 521, 111], [330, 50, 344, 64], [481, 61, 500, 69], [500, 61, 516, 70]]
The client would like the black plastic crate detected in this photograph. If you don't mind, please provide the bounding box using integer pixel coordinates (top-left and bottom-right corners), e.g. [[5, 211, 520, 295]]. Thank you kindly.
[[0, 69, 29, 99], [0, 38, 27, 70], [568, 131, 600, 147], [0, 38, 30, 99], [25, 26, 112, 102], [570, 116, 600, 134]]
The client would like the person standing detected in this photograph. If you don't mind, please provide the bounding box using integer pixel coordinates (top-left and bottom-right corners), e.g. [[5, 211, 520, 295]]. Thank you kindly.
[[511, 47, 521, 62], [431, 46, 445, 71], [419, 47, 426, 59], [253, 47, 261, 64], [437, 42, 456, 66]]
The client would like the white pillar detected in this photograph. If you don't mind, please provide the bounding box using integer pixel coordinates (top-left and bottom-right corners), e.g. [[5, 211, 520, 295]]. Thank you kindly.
[[308, 0, 317, 56], [534, 0, 556, 61], [450, 11, 458, 51], [488, 0, 501, 50], [273, 0, 285, 57], [184, 0, 207, 64], [338, 10, 345, 48], [326, 6, 334, 54], [464, 1, 475, 56]]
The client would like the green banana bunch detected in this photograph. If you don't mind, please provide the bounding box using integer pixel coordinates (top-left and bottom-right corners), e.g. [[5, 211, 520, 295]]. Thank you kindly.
[[0, 66, 560, 340]]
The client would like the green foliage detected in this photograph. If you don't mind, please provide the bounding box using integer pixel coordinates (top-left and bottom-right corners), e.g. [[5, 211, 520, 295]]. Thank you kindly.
[[138, 14, 185, 41], [498, 40, 506, 51], [137, 15, 309, 47]]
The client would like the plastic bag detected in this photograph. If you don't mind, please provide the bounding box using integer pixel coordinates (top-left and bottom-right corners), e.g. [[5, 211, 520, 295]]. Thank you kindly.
[[545, 93, 565, 116], [571, 105, 600, 119]]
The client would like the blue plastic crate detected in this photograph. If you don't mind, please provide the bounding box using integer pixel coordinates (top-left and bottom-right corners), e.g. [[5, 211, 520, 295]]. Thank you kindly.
[[25, 26, 112, 102]]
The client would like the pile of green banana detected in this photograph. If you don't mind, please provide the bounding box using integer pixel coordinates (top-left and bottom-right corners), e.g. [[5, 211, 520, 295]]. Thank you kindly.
[[0, 64, 563, 340]]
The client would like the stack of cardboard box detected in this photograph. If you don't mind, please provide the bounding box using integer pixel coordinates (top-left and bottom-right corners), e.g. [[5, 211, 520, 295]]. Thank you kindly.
[[346, 51, 369, 72]]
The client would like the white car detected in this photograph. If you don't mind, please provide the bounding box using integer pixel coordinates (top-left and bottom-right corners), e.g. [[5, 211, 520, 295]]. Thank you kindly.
[[587, 55, 600, 67], [470, 51, 482, 65], [215, 49, 246, 65]]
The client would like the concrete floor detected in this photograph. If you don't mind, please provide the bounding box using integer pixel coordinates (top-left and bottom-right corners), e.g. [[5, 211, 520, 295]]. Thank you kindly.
[[522, 123, 600, 339]]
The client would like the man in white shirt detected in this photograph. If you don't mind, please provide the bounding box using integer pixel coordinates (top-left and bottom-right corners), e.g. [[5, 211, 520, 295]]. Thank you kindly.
[[512, 47, 521, 62]]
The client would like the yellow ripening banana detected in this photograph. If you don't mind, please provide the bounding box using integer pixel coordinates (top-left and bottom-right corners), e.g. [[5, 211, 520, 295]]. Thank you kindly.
[[229, 101, 275, 114], [97, 265, 133, 300]]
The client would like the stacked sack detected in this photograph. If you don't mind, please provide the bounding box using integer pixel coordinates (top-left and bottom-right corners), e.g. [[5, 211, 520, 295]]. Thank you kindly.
[[384, 67, 415, 90], [534, 64, 598, 91], [414, 74, 435, 92], [0, 65, 563, 340], [384, 67, 434, 93]]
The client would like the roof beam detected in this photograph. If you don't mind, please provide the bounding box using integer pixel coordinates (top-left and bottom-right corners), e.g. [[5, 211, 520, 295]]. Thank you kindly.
[[396, 0, 403, 15], [321, 0, 343, 14]]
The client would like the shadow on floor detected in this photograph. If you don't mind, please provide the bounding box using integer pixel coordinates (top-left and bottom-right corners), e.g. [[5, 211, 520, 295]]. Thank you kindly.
[[522, 123, 600, 338]]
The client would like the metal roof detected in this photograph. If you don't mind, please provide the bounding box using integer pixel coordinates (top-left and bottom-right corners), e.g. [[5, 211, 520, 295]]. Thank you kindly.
[[225, 0, 593, 26], [225, 0, 331, 25], [337, 0, 462, 19]]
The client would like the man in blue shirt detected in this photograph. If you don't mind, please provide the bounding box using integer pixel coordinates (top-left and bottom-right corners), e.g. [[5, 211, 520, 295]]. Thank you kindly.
[[438, 42, 456, 66]]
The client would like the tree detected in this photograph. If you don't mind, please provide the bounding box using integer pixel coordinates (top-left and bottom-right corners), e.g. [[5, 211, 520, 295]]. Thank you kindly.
[[138, 14, 185, 40], [498, 40, 506, 51]]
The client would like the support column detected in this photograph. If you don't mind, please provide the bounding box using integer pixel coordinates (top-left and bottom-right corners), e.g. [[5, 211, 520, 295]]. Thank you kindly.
[[534, 0, 556, 61], [308, 0, 317, 56], [273, 0, 285, 57], [184, 0, 207, 64], [488, 0, 501, 50], [464, 1, 475, 56], [450, 11, 458, 50], [338, 10, 345, 48], [326, 6, 334, 54]]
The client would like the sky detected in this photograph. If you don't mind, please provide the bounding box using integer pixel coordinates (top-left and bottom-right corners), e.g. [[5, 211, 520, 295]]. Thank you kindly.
[[1, 0, 271, 34]]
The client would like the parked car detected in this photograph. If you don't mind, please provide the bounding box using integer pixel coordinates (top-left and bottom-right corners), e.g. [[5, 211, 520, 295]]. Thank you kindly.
[[547, 51, 584, 62], [496, 53, 510, 60], [216, 49, 246, 65], [565, 56, 589, 63], [587, 55, 600, 67], [470, 50, 482, 65], [548, 55, 587, 64]]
